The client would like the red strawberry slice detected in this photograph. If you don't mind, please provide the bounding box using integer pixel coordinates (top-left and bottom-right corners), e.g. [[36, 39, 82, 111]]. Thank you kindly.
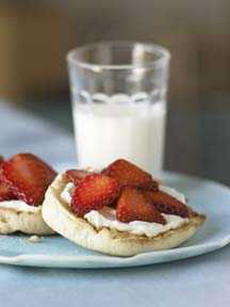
[[0, 156, 4, 180], [1, 153, 57, 206], [0, 156, 14, 201], [0, 181, 14, 201], [65, 169, 93, 185], [142, 190, 191, 218], [116, 187, 166, 224], [102, 159, 159, 189], [0, 182, 13, 201], [71, 174, 120, 216]]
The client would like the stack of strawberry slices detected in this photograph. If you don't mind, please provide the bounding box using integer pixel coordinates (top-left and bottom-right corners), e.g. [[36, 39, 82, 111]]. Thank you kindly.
[[65, 159, 192, 224], [0, 153, 57, 206]]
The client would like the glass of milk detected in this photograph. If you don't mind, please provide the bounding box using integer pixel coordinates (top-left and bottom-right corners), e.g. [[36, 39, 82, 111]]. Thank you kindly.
[[67, 42, 170, 176]]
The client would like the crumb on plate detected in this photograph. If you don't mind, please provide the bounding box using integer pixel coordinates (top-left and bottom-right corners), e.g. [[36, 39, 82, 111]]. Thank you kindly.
[[27, 235, 42, 243]]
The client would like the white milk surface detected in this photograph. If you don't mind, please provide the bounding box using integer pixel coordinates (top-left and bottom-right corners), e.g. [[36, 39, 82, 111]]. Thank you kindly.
[[73, 97, 166, 175]]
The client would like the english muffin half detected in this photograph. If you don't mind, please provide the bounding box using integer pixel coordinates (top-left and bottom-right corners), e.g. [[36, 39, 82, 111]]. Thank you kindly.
[[42, 173, 206, 256]]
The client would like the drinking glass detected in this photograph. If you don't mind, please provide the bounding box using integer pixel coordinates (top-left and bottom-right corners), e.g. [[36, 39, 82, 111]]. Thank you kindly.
[[67, 41, 170, 176]]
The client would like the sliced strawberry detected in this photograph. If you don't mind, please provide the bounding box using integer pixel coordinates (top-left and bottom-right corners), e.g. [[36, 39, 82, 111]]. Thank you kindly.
[[0, 157, 14, 201], [102, 159, 159, 190], [1, 153, 57, 206], [65, 169, 93, 185], [142, 190, 190, 218], [0, 181, 14, 201], [0, 156, 4, 180], [71, 174, 120, 216], [116, 187, 166, 224]]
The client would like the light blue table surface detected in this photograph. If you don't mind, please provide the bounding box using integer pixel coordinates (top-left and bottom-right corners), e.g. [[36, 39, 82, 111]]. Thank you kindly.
[[0, 101, 230, 307]]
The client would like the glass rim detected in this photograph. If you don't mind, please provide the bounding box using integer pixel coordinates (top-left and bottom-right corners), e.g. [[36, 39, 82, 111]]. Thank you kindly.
[[66, 41, 171, 71]]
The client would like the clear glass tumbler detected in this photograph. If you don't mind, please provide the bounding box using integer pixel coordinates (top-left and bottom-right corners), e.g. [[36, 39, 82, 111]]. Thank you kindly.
[[67, 41, 170, 176]]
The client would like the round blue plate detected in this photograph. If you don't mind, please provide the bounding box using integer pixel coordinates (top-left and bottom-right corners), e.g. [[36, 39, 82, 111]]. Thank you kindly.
[[0, 171, 229, 268]]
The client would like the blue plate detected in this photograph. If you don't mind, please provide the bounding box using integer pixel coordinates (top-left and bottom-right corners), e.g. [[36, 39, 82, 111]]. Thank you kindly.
[[0, 171, 229, 268]]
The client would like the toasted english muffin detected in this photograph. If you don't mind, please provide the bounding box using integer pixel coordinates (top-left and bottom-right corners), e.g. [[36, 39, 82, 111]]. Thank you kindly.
[[42, 174, 206, 256], [0, 205, 55, 235]]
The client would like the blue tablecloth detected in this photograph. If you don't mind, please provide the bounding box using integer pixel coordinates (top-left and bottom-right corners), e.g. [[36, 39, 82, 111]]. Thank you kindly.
[[0, 102, 230, 307], [0, 102, 76, 165]]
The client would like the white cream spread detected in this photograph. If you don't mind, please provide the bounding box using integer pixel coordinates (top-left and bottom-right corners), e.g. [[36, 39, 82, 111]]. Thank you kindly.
[[60, 182, 189, 238], [0, 200, 41, 213], [85, 207, 187, 238], [61, 182, 75, 204]]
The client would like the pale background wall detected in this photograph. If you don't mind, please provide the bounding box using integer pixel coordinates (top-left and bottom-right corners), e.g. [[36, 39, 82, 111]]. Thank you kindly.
[[0, 0, 230, 110]]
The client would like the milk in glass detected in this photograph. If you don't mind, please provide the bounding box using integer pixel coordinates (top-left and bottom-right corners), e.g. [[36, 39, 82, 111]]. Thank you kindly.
[[73, 94, 166, 176]]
